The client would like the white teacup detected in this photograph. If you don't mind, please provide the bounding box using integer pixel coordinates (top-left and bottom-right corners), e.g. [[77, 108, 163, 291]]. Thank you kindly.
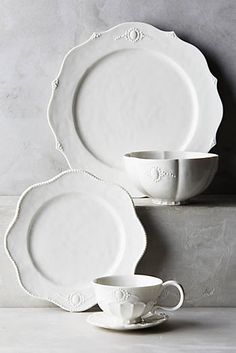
[[93, 275, 184, 324]]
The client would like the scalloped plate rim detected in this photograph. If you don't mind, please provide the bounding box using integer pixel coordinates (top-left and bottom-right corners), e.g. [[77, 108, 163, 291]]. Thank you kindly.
[[47, 21, 223, 197], [4, 169, 147, 312]]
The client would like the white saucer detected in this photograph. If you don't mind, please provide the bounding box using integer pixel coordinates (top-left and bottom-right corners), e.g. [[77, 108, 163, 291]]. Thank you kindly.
[[87, 312, 168, 331]]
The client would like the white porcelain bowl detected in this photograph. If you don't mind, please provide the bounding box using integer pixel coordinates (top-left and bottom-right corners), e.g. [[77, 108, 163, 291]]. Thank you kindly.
[[124, 151, 218, 205]]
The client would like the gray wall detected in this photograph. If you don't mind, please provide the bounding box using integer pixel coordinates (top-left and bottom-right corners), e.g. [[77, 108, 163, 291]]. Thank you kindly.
[[1, 0, 236, 195]]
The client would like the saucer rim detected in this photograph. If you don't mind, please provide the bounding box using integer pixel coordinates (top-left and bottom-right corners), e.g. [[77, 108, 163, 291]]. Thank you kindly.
[[87, 312, 169, 331]]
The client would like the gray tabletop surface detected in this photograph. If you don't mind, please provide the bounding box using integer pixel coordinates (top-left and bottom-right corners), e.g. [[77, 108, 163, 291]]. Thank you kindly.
[[0, 308, 235, 352]]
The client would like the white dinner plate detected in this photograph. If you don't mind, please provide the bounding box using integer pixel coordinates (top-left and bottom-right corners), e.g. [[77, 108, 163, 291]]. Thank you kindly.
[[5, 170, 146, 311], [87, 312, 168, 331], [47, 22, 223, 196]]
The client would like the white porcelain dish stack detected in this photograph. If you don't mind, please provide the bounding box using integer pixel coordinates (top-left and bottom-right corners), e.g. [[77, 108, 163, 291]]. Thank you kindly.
[[47, 21, 223, 197], [5, 22, 223, 316]]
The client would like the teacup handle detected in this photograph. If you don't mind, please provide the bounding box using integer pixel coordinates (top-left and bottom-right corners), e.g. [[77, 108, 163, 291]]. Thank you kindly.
[[153, 280, 185, 312]]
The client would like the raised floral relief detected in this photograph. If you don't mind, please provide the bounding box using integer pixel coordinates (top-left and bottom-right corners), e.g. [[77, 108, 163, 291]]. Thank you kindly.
[[106, 288, 157, 323], [115, 27, 145, 42], [148, 165, 176, 182], [67, 291, 85, 309], [52, 78, 59, 90], [113, 288, 131, 303], [90, 32, 102, 40], [56, 140, 64, 152]]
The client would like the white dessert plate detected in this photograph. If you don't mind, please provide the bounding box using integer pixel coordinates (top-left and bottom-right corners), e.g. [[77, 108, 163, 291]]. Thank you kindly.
[[87, 312, 168, 331], [47, 22, 223, 197], [5, 170, 146, 311]]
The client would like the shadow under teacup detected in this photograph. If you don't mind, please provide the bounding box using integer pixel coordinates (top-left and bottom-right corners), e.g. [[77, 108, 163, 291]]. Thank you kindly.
[[92, 274, 184, 324]]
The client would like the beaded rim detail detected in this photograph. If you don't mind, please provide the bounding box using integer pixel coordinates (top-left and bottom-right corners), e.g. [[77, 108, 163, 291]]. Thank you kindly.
[[4, 169, 147, 312]]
